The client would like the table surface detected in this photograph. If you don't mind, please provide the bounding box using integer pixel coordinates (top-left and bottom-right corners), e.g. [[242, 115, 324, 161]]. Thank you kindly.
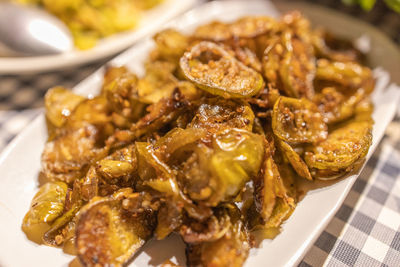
[[0, 1, 399, 266]]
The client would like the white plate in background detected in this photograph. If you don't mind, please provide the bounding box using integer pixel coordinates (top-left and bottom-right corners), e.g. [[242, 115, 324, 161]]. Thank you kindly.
[[0, 1, 399, 266], [0, 0, 198, 75]]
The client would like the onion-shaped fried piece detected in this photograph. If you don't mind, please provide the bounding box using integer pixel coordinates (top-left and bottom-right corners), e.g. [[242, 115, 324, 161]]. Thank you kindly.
[[42, 125, 108, 183], [193, 16, 277, 42], [262, 31, 315, 99], [316, 59, 375, 93], [276, 161, 298, 200], [206, 129, 264, 206], [272, 96, 327, 143], [189, 98, 255, 134], [66, 96, 111, 129], [43, 201, 81, 246], [75, 163, 132, 204], [313, 87, 366, 124], [180, 207, 231, 244], [180, 41, 264, 98], [278, 140, 312, 180], [45, 87, 85, 128], [137, 61, 179, 104], [98, 159, 135, 180], [153, 127, 207, 160], [22, 182, 68, 244], [279, 34, 316, 99], [232, 45, 262, 73], [186, 205, 250, 267], [96, 144, 137, 184], [129, 89, 190, 140], [136, 142, 176, 184], [305, 120, 372, 173], [281, 11, 312, 43], [253, 150, 278, 222], [76, 190, 156, 267], [262, 36, 283, 87], [102, 67, 146, 126], [75, 166, 100, 201], [176, 143, 214, 202], [102, 66, 131, 89], [153, 29, 189, 62], [253, 142, 295, 223], [263, 198, 295, 228], [136, 142, 212, 221]]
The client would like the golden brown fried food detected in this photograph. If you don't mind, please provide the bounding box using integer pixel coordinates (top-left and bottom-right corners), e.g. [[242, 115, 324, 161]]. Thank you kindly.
[[313, 86, 365, 124], [272, 96, 328, 144], [278, 140, 312, 180], [23, 12, 375, 267], [262, 29, 315, 99], [45, 87, 85, 129], [76, 189, 156, 267], [316, 59, 374, 93], [22, 182, 68, 244], [186, 205, 250, 267], [180, 41, 264, 98], [305, 120, 372, 175], [253, 142, 295, 224], [41, 125, 108, 184], [189, 97, 255, 134], [152, 29, 189, 64]]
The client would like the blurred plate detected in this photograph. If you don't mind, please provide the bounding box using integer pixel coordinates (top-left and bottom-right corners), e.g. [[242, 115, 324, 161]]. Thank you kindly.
[[0, 0, 198, 75], [0, 1, 399, 267]]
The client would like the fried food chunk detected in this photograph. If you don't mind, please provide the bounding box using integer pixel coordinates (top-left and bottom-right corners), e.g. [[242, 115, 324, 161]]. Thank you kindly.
[[262, 29, 315, 99], [22, 182, 68, 244], [23, 12, 377, 267], [186, 205, 250, 267], [76, 189, 156, 267], [189, 98, 255, 134], [278, 140, 312, 180], [180, 41, 264, 98], [305, 120, 372, 175], [42, 125, 107, 184], [316, 59, 374, 93], [313, 87, 365, 124], [272, 96, 328, 143], [45, 87, 85, 128]]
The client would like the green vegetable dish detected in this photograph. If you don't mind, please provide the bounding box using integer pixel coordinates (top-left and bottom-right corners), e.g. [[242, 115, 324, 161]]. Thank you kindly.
[[23, 12, 375, 267], [15, 0, 164, 49]]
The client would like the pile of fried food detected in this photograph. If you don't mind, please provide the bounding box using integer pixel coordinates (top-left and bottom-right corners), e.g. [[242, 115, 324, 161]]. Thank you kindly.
[[15, 0, 163, 49], [22, 12, 374, 267]]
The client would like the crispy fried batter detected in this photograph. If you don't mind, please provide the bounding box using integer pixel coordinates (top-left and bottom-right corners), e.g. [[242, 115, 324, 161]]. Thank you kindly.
[[23, 12, 375, 267]]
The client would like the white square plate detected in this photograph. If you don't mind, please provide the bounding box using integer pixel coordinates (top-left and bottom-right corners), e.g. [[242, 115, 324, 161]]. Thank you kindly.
[[0, 1, 399, 266]]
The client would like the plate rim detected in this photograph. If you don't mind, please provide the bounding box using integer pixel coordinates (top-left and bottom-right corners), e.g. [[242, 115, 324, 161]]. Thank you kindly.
[[0, 0, 199, 75], [0, 1, 399, 266]]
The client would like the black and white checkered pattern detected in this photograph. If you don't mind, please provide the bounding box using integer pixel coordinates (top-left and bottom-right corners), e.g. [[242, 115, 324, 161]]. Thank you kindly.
[[0, 1, 399, 266], [0, 61, 106, 111], [300, 117, 400, 266]]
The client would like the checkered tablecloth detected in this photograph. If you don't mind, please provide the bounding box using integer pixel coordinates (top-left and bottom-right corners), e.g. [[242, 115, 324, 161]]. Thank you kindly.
[[301, 119, 400, 267], [0, 1, 399, 266]]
